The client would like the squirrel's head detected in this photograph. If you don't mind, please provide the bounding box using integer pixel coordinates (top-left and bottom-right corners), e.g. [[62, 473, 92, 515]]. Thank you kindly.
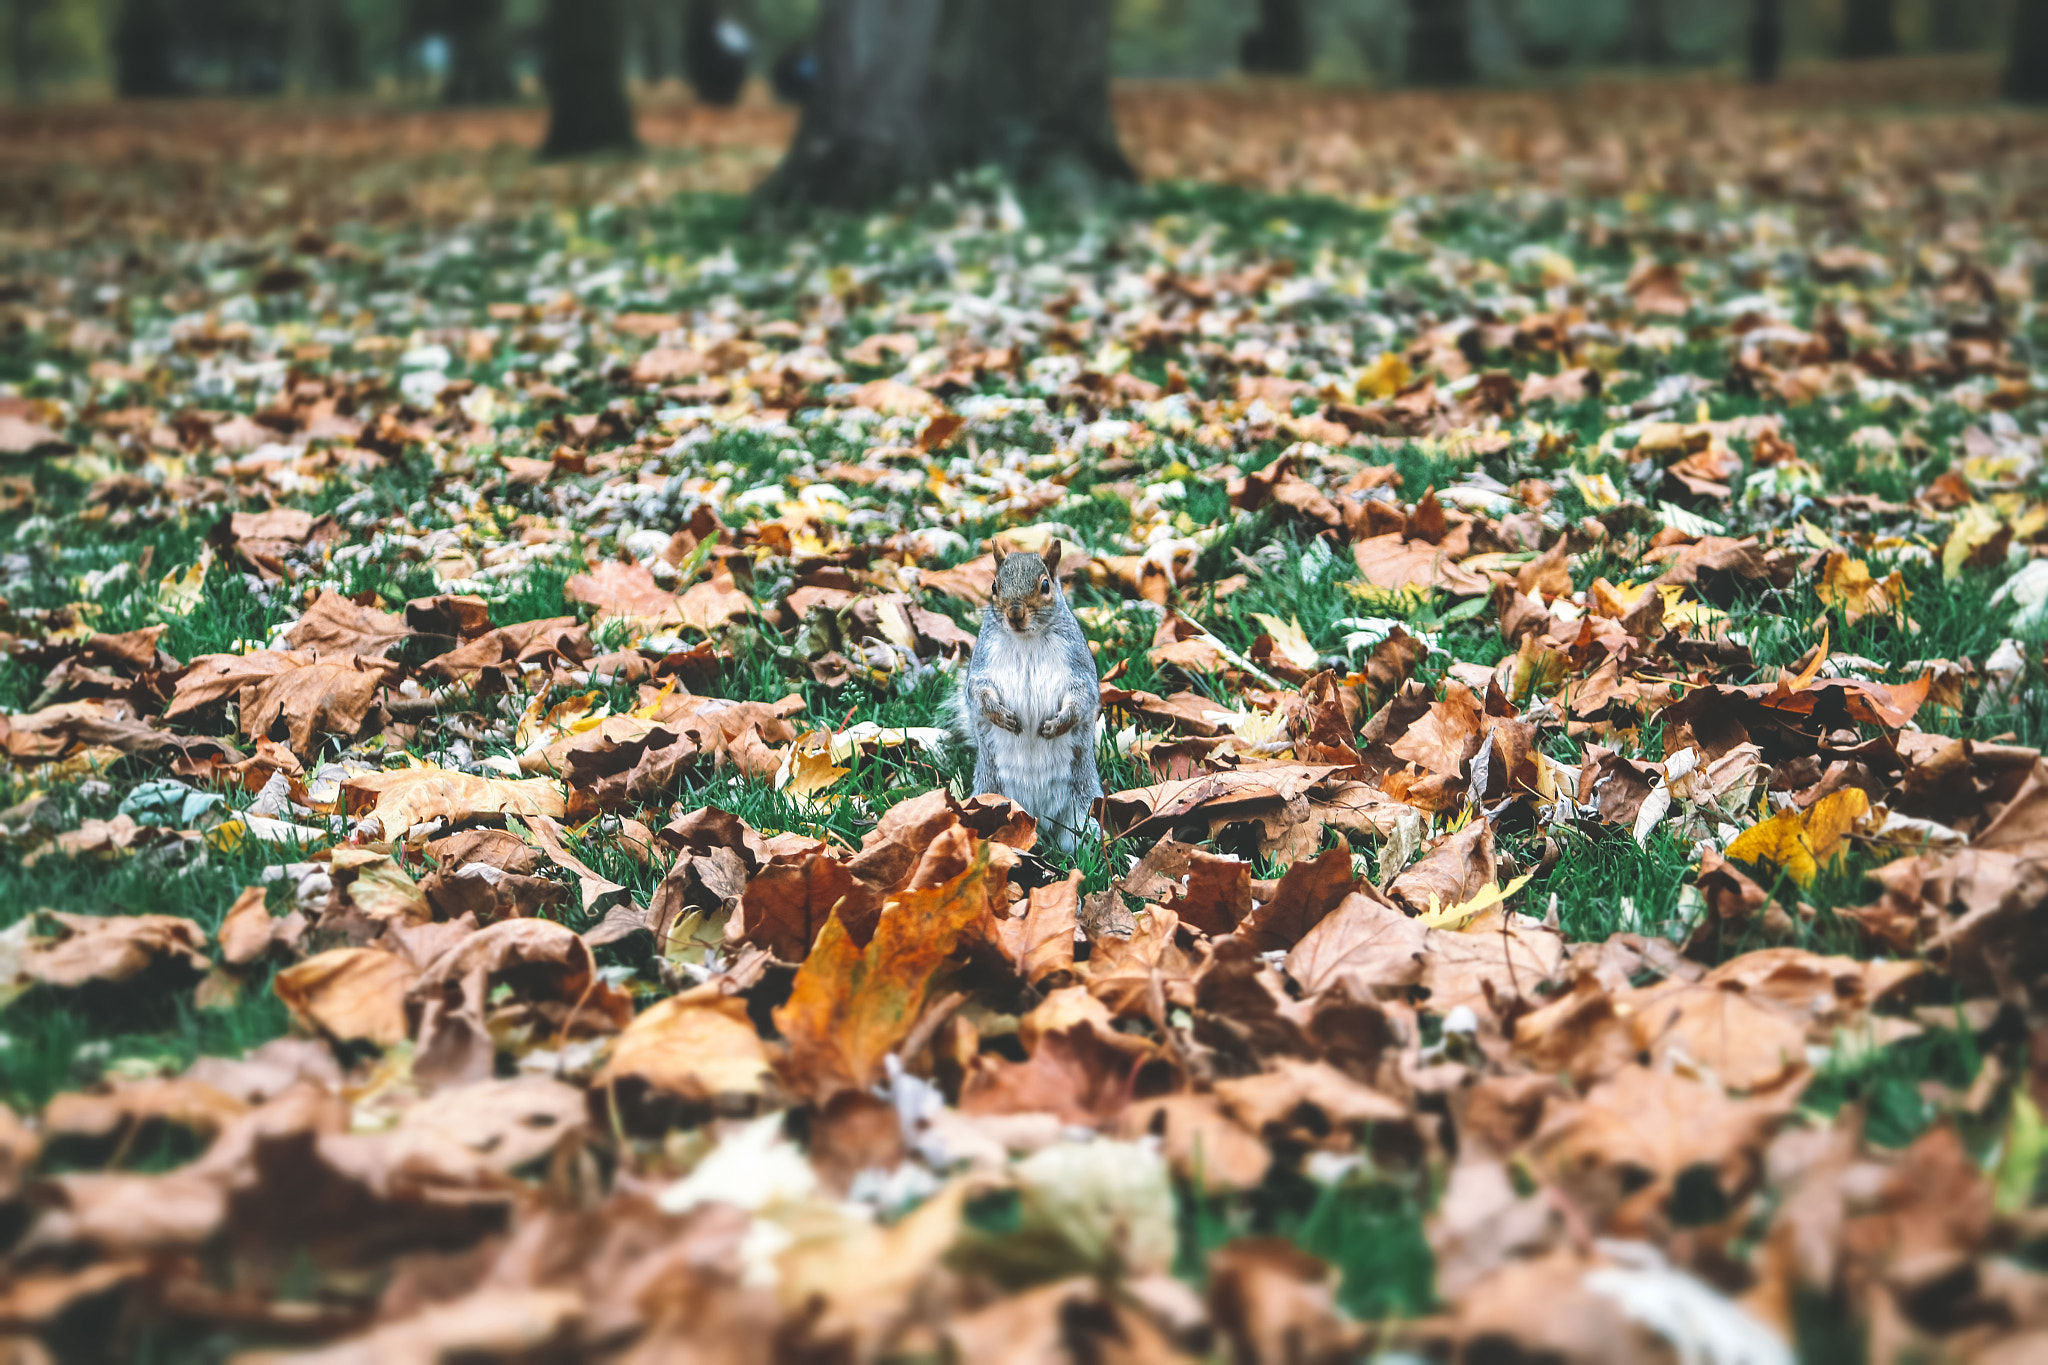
[[990, 538, 1064, 635]]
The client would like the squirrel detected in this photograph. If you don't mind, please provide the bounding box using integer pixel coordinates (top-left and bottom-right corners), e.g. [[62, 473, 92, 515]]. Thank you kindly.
[[944, 538, 1103, 852]]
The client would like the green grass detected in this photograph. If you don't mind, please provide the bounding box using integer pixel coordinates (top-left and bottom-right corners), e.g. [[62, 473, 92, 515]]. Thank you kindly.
[[3, 141, 2044, 1352], [1176, 1166, 1436, 1322]]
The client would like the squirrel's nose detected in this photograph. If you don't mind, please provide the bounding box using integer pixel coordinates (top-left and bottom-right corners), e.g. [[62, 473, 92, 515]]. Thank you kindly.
[[1007, 612, 1027, 630]]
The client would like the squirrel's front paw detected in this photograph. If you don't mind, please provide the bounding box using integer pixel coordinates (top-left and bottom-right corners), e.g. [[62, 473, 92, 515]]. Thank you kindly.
[[1038, 714, 1076, 739], [983, 703, 1023, 734]]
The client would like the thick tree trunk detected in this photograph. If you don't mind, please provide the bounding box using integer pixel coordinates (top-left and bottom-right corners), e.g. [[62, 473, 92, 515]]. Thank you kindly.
[[1240, 0, 1309, 76], [685, 0, 749, 105], [542, 0, 638, 155], [10, 0, 41, 101], [1405, 0, 1474, 87], [444, 0, 518, 104], [1748, 0, 1781, 85], [762, 0, 1130, 211], [2009, 0, 2048, 103], [1840, 0, 1897, 58], [1626, 0, 1670, 65], [291, 0, 364, 93], [114, 0, 181, 96], [1929, 0, 1978, 51]]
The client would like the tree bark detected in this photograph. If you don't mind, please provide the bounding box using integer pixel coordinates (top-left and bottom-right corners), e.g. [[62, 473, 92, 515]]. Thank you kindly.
[[1840, 0, 1897, 58], [1405, 0, 1474, 87], [1747, 0, 1781, 85], [114, 0, 181, 96], [1241, 0, 1309, 75], [1929, 0, 1978, 51], [444, 0, 518, 104], [685, 0, 749, 105], [762, 0, 1130, 211], [2009, 0, 2048, 103], [10, 0, 41, 101], [291, 0, 364, 93], [542, 0, 638, 156], [1626, 0, 1670, 65]]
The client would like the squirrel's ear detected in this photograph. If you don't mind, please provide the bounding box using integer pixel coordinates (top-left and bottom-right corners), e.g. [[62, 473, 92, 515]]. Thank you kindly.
[[990, 538, 1007, 567], [1043, 539, 1063, 579]]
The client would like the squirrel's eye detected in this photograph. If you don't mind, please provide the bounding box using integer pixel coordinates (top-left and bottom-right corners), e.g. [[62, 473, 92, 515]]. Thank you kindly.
[[1040, 577, 1050, 593]]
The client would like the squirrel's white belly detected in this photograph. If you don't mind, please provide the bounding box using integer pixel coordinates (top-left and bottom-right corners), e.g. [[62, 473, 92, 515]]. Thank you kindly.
[[981, 636, 1083, 833]]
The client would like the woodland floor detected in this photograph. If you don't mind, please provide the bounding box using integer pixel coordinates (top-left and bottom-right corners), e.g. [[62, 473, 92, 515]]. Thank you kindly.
[[2, 56, 2048, 1364]]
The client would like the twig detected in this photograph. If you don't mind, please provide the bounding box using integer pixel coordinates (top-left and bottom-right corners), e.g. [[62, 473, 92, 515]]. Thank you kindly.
[[898, 989, 968, 1070]]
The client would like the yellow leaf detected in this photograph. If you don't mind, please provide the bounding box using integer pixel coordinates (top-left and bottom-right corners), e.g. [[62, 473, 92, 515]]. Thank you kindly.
[[1817, 554, 1910, 625], [1357, 351, 1412, 399], [1724, 788, 1871, 888], [1789, 623, 1829, 691], [1248, 612, 1319, 671], [1655, 584, 1726, 631], [778, 736, 850, 805], [1418, 871, 1534, 931], [157, 554, 210, 618], [1570, 469, 1622, 511], [629, 679, 678, 720], [1943, 502, 2006, 580]]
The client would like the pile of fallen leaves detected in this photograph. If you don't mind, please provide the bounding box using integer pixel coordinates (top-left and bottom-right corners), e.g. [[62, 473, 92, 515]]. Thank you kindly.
[[2, 59, 2048, 1363]]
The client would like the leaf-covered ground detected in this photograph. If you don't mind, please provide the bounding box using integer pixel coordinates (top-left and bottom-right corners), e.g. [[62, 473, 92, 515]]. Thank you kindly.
[[4, 62, 2048, 1362]]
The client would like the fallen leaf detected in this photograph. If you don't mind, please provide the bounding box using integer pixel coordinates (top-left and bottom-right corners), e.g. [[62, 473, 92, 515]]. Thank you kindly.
[[776, 844, 997, 1093]]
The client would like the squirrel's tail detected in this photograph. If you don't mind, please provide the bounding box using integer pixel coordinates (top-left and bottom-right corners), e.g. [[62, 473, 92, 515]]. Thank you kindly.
[[938, 679, 976, 754], [938, 676, 977, 800]]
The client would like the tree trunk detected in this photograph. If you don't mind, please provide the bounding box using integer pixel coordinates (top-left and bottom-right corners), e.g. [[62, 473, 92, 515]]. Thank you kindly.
[[1626, 0, 1670, 65], [10, 0, 41, 101], [1405, 0, 1474, 87], [114, 0, 181, 96], [542, 0, 638, 155], [762, 0, 1130, 211], [1240, 0, 1309, 75], [444, 0, 518, 104], [2009, 0, 2048, 103], [291, 0, 364, 93], [1748, 0, 1781, 85], [1929, 1, 1980, 52], [1840, 0, 1897, 58], [685, 0, 750, 105]]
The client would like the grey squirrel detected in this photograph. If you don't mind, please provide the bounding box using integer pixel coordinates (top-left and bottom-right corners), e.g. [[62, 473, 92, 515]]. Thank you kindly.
[[943, 539, 1103, 851]]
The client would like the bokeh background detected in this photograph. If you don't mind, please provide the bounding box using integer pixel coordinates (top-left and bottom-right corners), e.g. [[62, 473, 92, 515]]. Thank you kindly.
[[0, 0, 2032, 105]]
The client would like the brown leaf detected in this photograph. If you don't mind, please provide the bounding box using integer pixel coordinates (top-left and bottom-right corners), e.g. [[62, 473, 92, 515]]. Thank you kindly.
[[1387, 683, 1483, 777], [22, 911, 209, 988], [1386, 821, 1496, 917], [1237, 846, 1355, 952], [341, 766, 566, 840], [1284, 890, 1429, 999], [240, 654, 392, 751], [274, 947, 419, 1045], [1119, 1095, 1271, 1191], [1530, 1066, 1789, 1234], [599, 989, 772, 1105], [398, 1076, 586, 1173], [564, 559, 679, 623], [216, 885, 306, 967], [1208, 1239, 1363, 1365], [284, 589, 411, 658], [994, 870, 1080, 984], [676, 564, 755, 633], [43, 1076, 247, 1147]]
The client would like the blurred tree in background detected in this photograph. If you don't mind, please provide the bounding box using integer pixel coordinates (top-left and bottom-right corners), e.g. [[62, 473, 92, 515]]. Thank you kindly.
[[0, 0, 2026, 108], [2011, 0, 2048, 101], [762, 0, 1130, 207], [1840, 0, 1897, 57]]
